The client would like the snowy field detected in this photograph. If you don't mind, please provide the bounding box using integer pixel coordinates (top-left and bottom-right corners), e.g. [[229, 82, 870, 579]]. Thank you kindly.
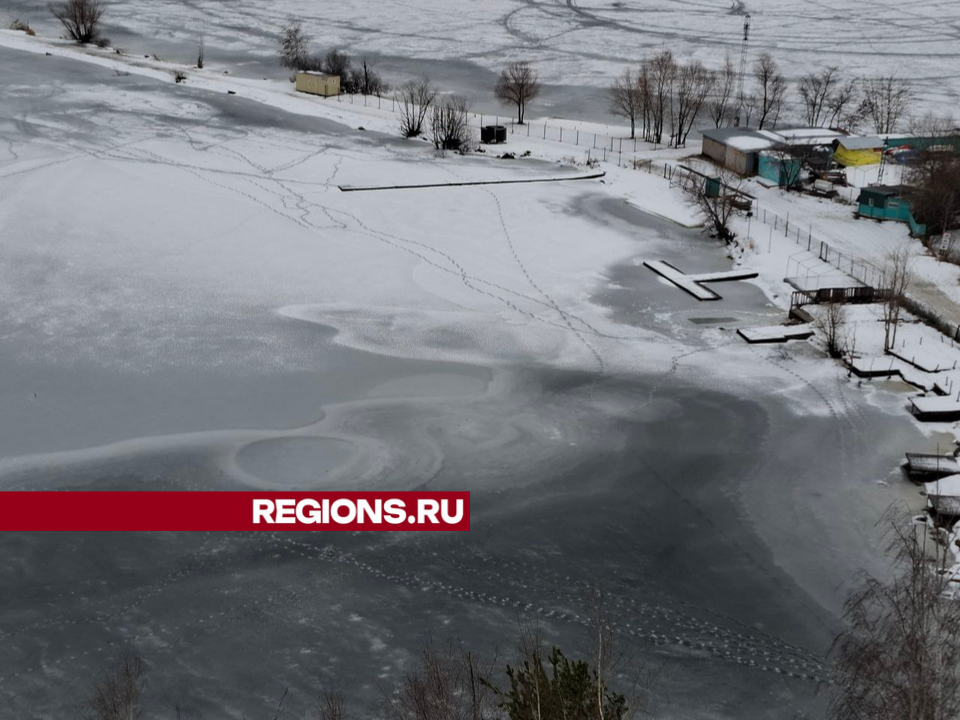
[[3, 0, 959, 121], [0, 9, 948, 720]]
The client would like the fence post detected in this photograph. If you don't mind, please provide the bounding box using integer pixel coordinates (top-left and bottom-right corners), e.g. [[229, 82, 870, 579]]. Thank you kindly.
[[603, 148, 607, 162], [593, 134, 597, 149], [560, 127, 563, 142]]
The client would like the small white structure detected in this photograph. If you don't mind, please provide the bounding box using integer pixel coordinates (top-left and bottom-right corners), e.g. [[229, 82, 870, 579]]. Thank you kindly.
[[295, 71, 340, 98]]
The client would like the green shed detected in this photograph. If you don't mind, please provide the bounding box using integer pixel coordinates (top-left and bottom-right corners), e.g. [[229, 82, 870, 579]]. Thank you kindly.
[[857, 186, 927, 237]]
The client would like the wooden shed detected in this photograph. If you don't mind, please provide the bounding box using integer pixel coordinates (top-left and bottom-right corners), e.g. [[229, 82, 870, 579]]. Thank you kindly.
[[701, 128, 776, 175], [296, 72, 340, 98]]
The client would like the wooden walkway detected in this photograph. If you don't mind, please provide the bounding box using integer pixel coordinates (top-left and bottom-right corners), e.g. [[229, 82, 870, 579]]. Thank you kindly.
[[338, 171, 605, 192], [644, 260, 758, 301]]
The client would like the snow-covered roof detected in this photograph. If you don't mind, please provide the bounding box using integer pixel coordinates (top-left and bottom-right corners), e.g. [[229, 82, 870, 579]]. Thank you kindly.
[[726, 135, 776, 151], [837, 136, 885, 150], [776, 127, 845, 139], [703, 127, 846, 151], [701, 127, 776, 152], [926, 474, 960, 497]]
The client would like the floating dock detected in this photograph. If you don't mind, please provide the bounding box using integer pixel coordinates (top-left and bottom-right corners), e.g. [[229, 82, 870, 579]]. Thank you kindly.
[[737, 325, 814, 344], [643, 260, 758, 301], [904, 453, 960, 481], [910, 395, 960, 421]]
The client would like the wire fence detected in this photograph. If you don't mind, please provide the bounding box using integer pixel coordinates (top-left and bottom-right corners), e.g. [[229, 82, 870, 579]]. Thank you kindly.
[[337, 92, 884, 291], [635, 161, 885, 291], [335, 91, 657, 164]]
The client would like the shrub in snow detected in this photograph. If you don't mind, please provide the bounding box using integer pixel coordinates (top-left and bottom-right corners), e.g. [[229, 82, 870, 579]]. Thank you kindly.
[[9, 19, 35, 35], [51, 0, 104, 44]]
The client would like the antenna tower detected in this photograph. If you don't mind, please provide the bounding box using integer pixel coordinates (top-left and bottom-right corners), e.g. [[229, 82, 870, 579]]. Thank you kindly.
[[734, 13, 751, 127]]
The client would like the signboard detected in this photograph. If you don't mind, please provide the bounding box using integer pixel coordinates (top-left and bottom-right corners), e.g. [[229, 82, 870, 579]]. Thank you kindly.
[[941, 232, 953, 254]]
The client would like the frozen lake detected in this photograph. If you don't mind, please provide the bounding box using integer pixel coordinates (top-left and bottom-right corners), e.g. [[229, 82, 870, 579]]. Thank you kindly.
[[0, 38, 931, 720], [2, 0, 958, 122]]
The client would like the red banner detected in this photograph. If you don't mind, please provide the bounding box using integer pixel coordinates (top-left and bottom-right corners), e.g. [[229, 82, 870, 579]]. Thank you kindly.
[[0, 492, 470, 531]]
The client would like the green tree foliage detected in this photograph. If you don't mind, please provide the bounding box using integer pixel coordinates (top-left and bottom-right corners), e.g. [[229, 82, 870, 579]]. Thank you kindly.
[[495, 646, 627, 720]]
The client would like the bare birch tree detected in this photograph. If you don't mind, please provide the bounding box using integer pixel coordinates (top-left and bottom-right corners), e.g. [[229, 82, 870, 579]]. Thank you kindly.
[[881, 245, 912, 351], [798, 66, 840, 127], [494, 62, 541, 125], [829, 507, 960, 720], [671, 60, 714, 146], [709, 55, 737, 128], [861, 75, 911, 135], [610, 68, 645, 140], [753, 53, 787, 130], [277, 18, 309, 71], [827, 78, 860, 130], [644, 51, 675, 144]]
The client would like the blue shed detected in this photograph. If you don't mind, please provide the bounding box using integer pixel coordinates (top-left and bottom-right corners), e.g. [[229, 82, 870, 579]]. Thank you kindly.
[[758, 151, 802, 187], [857, 186, 927, 237]]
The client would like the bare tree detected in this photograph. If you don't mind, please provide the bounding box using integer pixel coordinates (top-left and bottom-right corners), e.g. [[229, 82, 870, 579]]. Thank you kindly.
[[430, 95, 473, 153], [610, 68, 645, 140], [814, 302, 848, 359], [861, 75, 910, 135], [685, 169, 746, 243], [644, 50, 675, 144], [350, 58, 389, 96], [323, 50, 352, 88], [196, 35, 204, 69], [753, 53, 787, 130], [798, 66, 840, 127], [79, 652, 146, 720], [829, 506, 960, 720], [397, 78, 438, 138], [708, 55, 737, 128], [316, 689, 346, 720], [671, 59, 714, 147], [880, 245, 912, 351], [380, 635, 499, 720], [51, 0, 103, 44], [827, 78, 861, 131], [909, 112, 958, 138], [907, 152, 960, 242], [277, 18, 309, 71], [495, 62, 541, 125]]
